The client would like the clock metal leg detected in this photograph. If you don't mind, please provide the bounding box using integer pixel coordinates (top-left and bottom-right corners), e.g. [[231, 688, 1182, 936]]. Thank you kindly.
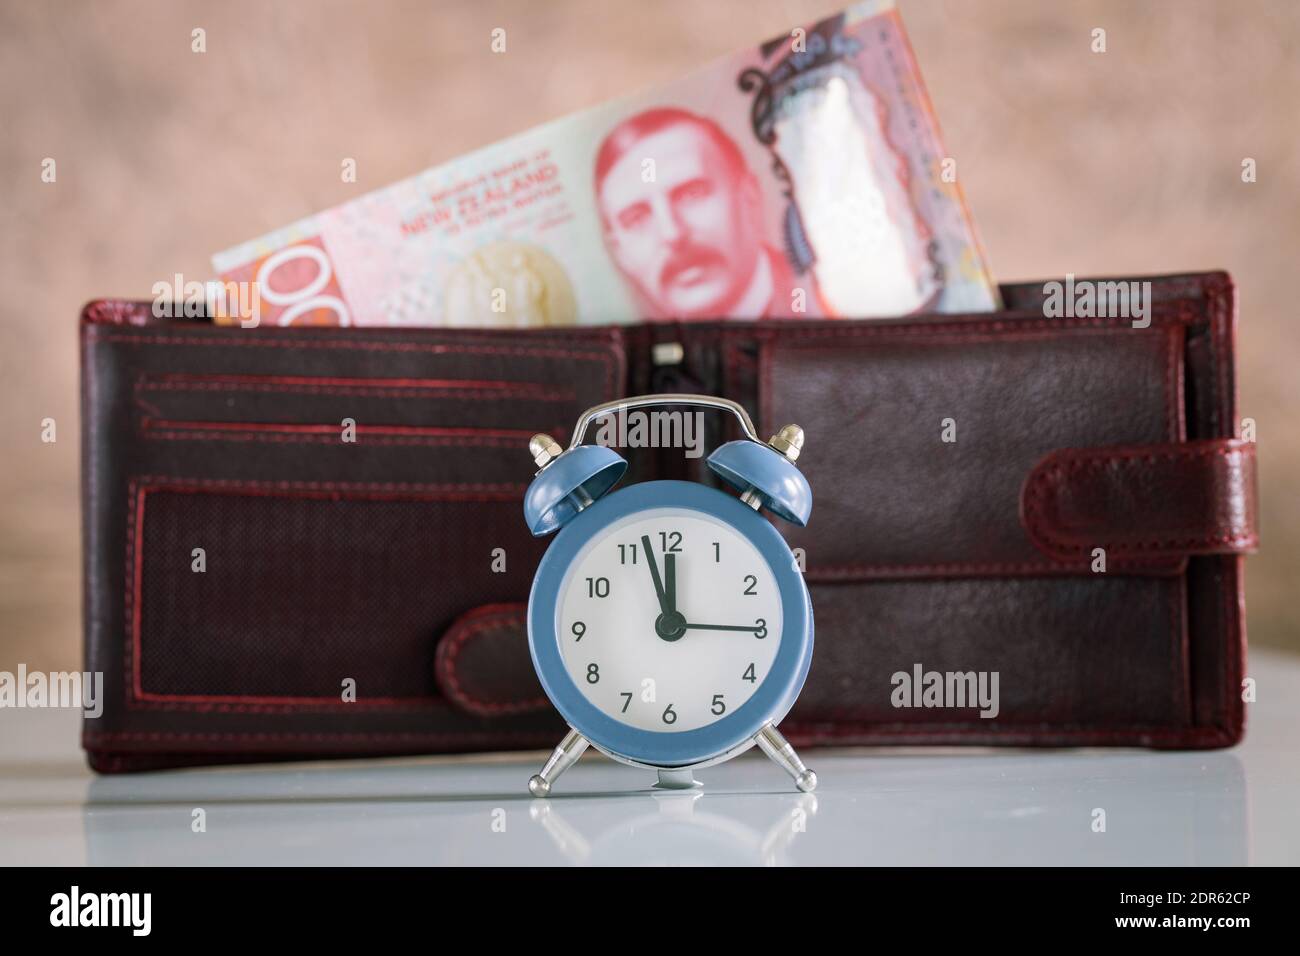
[[528, 728, 589, 797], [754, 723, 817, 793]]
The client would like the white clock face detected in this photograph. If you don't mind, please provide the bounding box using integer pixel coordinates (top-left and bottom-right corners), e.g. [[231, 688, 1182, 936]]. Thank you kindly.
[[556, 507, 783, 733]]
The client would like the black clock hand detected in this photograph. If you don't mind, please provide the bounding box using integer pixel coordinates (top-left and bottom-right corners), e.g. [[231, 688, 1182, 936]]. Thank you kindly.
[[665, 552, 677, 614], [640, 535, 670, 615], [681, 622, 763, 633]]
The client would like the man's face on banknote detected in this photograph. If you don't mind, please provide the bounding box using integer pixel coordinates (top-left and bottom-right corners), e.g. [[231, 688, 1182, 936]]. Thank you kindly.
[[597, 114, 764, 319]]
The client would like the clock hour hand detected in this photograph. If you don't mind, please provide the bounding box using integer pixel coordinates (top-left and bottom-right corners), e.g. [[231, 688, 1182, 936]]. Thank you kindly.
[[640, 535, 670, 615], [664, 552, 676, 614]]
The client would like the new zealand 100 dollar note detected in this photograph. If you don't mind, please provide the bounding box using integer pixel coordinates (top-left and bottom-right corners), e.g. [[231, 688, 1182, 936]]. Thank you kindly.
[[212, 0, 997, 327]]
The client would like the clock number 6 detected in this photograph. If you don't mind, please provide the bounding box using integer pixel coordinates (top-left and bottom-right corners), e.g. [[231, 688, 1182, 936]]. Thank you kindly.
[[662, 704, 677, 725]]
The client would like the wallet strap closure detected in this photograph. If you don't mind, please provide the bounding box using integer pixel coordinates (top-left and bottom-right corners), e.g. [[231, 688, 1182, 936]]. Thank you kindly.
[[434, 603, 545, 718], [1021, 439, 1259, 563]]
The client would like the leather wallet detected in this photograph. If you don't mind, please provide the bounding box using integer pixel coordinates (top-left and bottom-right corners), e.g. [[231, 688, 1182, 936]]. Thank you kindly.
[[80, 271, 1258, 772]]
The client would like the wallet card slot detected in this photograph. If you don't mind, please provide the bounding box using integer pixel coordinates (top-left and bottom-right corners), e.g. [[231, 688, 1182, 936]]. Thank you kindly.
[[138, 417, 553, 448], [124, 477, 546, 711], [111, 333, 629, 489], [132, 372, 581, 431], [92, 329, 624, 406], [129, 416, 552, 488]]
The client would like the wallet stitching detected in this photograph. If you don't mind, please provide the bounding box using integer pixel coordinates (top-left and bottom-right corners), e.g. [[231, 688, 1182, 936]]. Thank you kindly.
[[83, 330, 102, 690], [134, 373, 577, 403], [124, 476, 526, 714], [125, 483, 142, 715], [1169, 324, 1188, 444], [1207, 280, 1228, 735], [84, 730, 555, 744], [650, 302, 1207, 352], [1162, 340, 1188, 730], [83, 300, 622, 344], [805, 558, 1178, 578], [1206, 276, 1240, 738], [436, 609, 546, 717], [777, 721, 1233, 742], [136, 417, 549, 448], [92, 333, 619, 394], [784, 713, 1197, 733], [732, 308, 1199, 348]]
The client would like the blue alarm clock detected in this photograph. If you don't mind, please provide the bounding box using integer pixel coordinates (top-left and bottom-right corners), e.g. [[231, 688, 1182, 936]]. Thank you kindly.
[[522, 394, 817, 795]]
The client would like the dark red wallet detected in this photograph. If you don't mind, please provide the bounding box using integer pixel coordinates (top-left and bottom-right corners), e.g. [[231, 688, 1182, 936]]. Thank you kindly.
[[80, 271, 1258, 772]]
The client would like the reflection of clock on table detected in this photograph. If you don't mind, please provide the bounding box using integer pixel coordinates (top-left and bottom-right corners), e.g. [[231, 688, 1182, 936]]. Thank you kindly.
[[521, 394, 818, 795], [530, 791, 820, 867]]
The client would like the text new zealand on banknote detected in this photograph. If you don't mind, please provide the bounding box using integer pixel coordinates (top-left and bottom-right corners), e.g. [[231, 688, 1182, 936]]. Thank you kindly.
[[212, 0, 997, 327]]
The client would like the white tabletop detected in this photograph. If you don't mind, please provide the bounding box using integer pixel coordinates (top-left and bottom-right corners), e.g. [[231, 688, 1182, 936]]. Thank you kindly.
[[2, 649, 1297, 866]]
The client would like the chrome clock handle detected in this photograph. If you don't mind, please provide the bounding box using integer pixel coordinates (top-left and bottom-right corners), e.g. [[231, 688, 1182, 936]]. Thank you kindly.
[[567, 393, 762, 450]]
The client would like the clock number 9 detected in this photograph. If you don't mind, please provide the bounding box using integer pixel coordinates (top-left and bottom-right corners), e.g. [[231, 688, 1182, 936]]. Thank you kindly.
[[571, 621, 586, 642]]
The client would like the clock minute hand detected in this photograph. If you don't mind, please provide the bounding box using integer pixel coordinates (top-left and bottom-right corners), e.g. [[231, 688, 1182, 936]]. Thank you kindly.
[[640, 535, 670, 615], [681, 622, 762, 633]]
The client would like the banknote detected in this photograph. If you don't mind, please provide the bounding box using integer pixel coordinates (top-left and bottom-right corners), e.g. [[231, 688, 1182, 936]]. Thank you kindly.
[[212, 0, 997, 327]]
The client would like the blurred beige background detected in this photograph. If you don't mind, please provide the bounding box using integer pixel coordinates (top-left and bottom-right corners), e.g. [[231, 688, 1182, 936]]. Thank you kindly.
[[1, 0, 1296, 672]]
